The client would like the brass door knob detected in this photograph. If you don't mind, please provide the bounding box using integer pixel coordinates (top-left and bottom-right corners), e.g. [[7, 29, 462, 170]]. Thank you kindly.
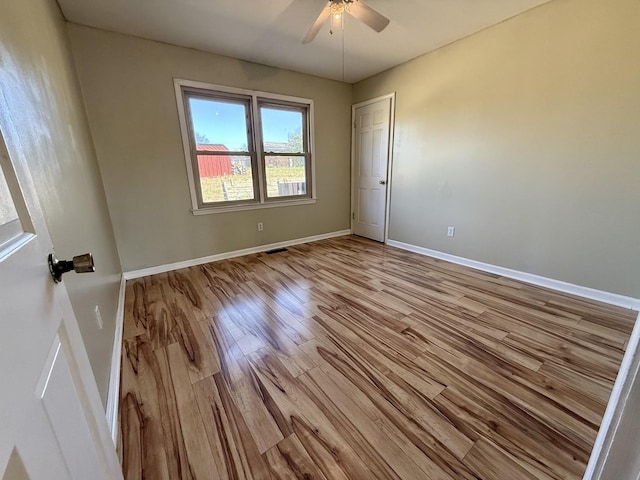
[[48, 253, 95, 283]]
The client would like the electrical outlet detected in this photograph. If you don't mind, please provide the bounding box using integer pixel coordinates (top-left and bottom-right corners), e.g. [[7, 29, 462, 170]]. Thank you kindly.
[[257, 222, 264, 231], [447, 226, 455, 237], [94, 305, 103, 330]]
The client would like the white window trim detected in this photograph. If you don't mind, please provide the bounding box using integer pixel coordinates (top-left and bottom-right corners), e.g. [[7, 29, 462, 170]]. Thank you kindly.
[[174, 78, 317, 214]]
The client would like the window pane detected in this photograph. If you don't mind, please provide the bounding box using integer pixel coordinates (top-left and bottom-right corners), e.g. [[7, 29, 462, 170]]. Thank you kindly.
[[198, 155, 254, 203], [188, 97, 249, 151], [264, 155, 307, 198], [260, 107, 304, 153]]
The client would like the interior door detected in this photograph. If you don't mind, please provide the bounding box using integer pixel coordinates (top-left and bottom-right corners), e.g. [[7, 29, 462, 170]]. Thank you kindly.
[[352, 97, 392, 242], [0, 107, 122, 478]]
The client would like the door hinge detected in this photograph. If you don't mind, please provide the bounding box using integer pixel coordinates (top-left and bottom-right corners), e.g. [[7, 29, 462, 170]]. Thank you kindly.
[[353, 121, 356, 129], [352, 212, 355, 220]]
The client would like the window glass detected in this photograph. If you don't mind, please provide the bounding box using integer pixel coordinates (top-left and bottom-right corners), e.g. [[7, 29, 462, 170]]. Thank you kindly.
[[198, 154, 254, 203], [264, 155, 307, 199], [188, 97, 249, 152], [260, 107, 304, 153]]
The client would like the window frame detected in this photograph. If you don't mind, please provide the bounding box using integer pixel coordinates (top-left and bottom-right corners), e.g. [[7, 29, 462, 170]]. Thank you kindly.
[[174, 79, 316, 214], [258, 99, 311, 202], [183, 89, 259, 207]]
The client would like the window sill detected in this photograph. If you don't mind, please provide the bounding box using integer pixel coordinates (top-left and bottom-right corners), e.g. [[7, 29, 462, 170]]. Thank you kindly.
[[191, 198, 316, 215]]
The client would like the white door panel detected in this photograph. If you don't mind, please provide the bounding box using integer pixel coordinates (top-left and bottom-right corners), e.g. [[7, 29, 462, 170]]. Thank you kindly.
[[40, 334, 104, 479], [372, 129, 383, 176], [359, 132, 372, 176], [352, 97, 392, 242]]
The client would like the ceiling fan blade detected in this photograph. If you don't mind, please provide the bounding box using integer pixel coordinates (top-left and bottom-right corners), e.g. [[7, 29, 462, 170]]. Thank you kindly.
[[302, 3, 332, 44], [347, 0, 390, 33]]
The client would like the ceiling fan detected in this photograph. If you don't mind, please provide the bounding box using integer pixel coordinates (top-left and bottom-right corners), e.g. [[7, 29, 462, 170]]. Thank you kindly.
[[302, 0, 390, 44]]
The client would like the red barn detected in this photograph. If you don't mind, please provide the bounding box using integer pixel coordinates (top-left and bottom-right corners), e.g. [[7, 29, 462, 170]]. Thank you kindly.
[[197, 144, 232, 177]]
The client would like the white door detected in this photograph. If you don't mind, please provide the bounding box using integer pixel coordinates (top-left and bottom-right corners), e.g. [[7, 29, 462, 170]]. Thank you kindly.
[[0, 105, 122, 477], [352, 96, 393, 242]]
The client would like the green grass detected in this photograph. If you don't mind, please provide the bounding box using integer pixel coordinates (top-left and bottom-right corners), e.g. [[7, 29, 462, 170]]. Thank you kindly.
[[200, 166, 306, 203]]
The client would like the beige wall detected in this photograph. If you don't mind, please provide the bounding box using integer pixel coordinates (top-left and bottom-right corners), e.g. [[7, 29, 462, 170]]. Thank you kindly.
[[354, 0, 640, 298], [0, 0, 122, 402], [67, 25, 352, 272]]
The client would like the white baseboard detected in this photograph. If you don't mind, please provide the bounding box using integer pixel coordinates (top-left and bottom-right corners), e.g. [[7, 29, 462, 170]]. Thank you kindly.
[[123, 229, 352, 280], [386, 239, 640, 311], [105, 274, 126, 444]]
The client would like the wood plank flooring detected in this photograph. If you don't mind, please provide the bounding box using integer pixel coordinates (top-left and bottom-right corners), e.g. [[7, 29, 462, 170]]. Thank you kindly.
[[118, 235, 637, 479]]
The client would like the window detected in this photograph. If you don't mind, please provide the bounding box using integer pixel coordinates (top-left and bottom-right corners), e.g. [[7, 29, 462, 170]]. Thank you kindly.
[[175, 79, 315, 213]]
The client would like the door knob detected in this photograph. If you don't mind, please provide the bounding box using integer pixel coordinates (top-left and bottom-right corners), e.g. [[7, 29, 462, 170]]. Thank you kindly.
[[379, 180, 387, 185], [48, 253, 95, 283]]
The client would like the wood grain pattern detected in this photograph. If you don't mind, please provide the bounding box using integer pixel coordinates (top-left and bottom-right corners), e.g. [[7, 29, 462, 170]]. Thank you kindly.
[[119, 235, 637, 479]]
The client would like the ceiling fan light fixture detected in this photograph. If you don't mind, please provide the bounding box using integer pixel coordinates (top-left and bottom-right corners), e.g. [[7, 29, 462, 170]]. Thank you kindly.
[[330, 2, 347, 21], [329, 3, 345, 33], [302, 0, 389, 44]]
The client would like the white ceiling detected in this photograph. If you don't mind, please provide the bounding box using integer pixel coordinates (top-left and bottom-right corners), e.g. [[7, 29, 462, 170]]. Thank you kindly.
[[58, 0, 552, 83]]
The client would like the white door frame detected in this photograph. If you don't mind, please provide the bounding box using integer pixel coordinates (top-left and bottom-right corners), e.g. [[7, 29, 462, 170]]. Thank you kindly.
[[351, 92, 396, 243]]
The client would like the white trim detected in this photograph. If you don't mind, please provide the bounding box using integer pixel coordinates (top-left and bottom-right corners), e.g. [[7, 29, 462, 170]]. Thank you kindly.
[[253, 94, 266, 204], [175, 78, 314, 105], [583, 310, 640, 479], [35, 337, 62, 399], [351, 92, 396, 242], [384, 94, 396, 244], [0, 232, 34, 262], [105, 274, 126, 444], [308, 99, 317, 205], [191, 198, 316, 215], [174, 79, 199, 211], [386, 239, 640, 311], [352, 93, 397, 110], [124, 229, 352, 280]]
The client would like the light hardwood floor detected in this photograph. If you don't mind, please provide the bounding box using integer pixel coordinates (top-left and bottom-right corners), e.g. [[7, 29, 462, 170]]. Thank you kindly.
[[118, 235, 637, 479]]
